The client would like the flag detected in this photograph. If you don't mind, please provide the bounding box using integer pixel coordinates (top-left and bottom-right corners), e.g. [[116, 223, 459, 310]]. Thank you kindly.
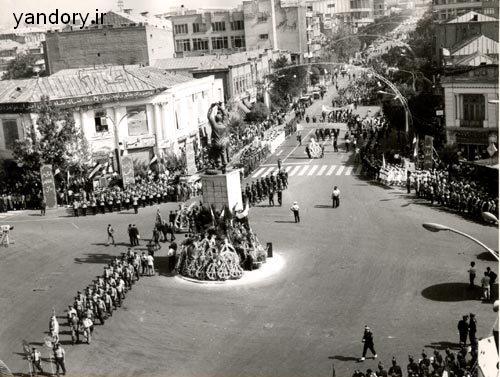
[[149, 155, 158, 166], [382, 154, 386, 168], [88, 163, 102, 179], [54, 168, 61, 176], [413, 135, 419, 158]]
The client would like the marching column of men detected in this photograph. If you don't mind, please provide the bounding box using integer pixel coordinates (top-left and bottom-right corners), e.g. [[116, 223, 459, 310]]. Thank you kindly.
[[242, 170, 288, 207]]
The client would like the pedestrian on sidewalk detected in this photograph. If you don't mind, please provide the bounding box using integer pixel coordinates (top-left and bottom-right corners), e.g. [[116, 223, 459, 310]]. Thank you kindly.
[[290, 202, 300, 223], [106, 224, 115, 246], [359, 325, 377, 361]]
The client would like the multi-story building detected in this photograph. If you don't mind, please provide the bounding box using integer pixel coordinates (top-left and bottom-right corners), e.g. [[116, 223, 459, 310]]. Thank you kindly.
[[0, 27, 47, 76], [329, 0, 375, 29], [0, 66, 223, 172], [373, 0, 387, 19], [442, 64, 498, 160], [242, 0, 321, 63], [432, 0, 499, 23], [162, 8, 246, 57], [153, 49, 289, 107], [44, 10, 175, 75]]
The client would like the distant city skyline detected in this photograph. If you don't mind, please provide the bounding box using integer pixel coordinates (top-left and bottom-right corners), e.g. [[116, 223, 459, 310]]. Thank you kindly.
[[0, 0, 241, 28]]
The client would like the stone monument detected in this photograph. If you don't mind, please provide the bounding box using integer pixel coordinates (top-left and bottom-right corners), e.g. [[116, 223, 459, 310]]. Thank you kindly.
[[202, 102, 242, 210]]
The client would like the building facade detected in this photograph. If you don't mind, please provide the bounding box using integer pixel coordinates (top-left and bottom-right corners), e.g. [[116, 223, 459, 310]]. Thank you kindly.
[[442, 65, 498, 160], [432, 0, 499, 23], [44, 11, 175, 75], [164, 9, 247, 57], [0, 66, 223, 172]]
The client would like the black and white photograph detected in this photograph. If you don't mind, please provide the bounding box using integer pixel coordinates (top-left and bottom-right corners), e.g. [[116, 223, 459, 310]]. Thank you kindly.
[[0, 0, 498, 376]]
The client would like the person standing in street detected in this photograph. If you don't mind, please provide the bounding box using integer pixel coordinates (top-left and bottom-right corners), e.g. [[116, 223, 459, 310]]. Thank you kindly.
[[486, 266, 497, 286], [457, 315, 469, 346], [332, 186, 340, 208], [359, 325, 377, 361], [106, 224, 115, 246], [290, 202, 300, 223], [53, 343, 66, 376], [31, 347, 44, 376], [297, 130, 302, 146], [469, 313, 478, 353], [468, 261, 476, 288], [481, 271, 491, 301]]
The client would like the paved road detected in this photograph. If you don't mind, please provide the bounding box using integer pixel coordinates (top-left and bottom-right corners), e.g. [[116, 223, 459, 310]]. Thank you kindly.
[[0, 88, 497, 377]]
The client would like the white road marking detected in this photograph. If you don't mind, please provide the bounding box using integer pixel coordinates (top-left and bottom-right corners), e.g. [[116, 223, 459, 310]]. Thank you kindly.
[[71, 222, 79, 229], [262, 167, 275, 177], [336, 166, 345, 175], [317, 165, 328, 176], [285, 166, 292, 172], [307, 165, 318, 176], [326, 165, 337, 176], [298, 166, 309, 176], [345, 166, 353, 176], [289, 166, 301, 176], [276, 150, 283, 156], [252, 168, 266, 178], [283, 128, 314, 162]]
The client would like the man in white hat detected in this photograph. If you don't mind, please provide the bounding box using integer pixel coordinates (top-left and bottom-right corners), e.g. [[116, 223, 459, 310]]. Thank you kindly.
[[360, 325, 377, 361], [290, 202, 300, 223]]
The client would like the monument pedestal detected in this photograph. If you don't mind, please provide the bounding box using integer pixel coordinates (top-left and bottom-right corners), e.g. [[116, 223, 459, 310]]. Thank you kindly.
[[201, 170, 242, 210]]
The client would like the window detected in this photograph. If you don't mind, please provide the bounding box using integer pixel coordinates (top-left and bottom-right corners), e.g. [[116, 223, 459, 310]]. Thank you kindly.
[[1, 119, 19, 150], [192, 38, 209, 51], [231, 35, 246, 48], [174, 24, 188, 34], [462, 94, 485, 127], [257, 13, 268, 22], [259, 34, 269, 40], [192, 23, 206, 33], [211, 21, 226, 32], [230, 20, 244, 30], [94, 110, 108, 133], [327, 3, 335, 7], [175, 39, 191, 52], [126, 106, 148, 136], [212, 36, 228, 50], [484, 7, 495, 14]]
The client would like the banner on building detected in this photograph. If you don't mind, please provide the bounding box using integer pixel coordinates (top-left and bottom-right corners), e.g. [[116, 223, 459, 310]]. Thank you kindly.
[[121, 156, 135, 187], [40, 165, 57, 209], [423, 135, 434, 170]]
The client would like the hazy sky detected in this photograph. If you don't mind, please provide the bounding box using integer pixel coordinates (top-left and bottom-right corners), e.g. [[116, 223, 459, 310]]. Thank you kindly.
[[1, 0, 241, 27]]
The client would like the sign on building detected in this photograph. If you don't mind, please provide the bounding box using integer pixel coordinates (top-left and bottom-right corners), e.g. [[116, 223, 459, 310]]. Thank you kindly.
[[121, 156, 135, 187], [40, 165, 57, 209], [423, 135, 434, 170]]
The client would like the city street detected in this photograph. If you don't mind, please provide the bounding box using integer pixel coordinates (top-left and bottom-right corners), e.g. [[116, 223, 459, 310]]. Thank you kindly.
[[0, 89, 497, 377]]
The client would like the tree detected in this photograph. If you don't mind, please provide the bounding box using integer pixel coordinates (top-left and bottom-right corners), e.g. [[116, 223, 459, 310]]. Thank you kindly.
[[245, 102, 270, 123], [269, 57, 308, 110], [2, 52, 44, 80], [12, 96, 90, 192], [322, 21, 361, 63]]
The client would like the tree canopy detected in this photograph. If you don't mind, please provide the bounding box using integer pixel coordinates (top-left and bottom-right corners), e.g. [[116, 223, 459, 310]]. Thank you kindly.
[[2, 52, 44, 80]]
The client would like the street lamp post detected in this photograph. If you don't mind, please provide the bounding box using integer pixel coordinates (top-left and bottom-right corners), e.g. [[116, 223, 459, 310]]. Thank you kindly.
[[422, 222, 499, 261]]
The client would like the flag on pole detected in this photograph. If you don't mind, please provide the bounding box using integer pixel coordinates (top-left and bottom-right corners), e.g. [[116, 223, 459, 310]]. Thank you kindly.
[[88, 163, 102, 179], [382, 153, 386, 168]]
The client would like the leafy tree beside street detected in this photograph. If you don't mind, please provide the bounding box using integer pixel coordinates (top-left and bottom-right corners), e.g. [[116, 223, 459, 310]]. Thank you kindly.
[[2, 52, 45, 80], [11, 96, 90, 192]]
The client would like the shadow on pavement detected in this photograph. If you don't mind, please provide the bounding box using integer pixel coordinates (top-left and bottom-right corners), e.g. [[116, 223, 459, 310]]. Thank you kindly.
[[314, 204, 333, 209], [476, 251, 498, 262], [274, 220, 296, 223], [74, 253, 116, 264], [154, 255, 176, 277], [421, 282, 498, 302], [91, 242, 132, 247], [424, 341, 461, 351], [329, 355, 359, 362]]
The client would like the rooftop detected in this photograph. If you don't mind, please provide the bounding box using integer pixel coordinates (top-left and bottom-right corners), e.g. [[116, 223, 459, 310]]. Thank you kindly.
[[0, 66, 194, 105], [447, 11, 498, 24]]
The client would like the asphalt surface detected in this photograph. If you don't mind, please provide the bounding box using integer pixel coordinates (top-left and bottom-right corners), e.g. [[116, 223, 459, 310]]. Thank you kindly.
[[0, 83, 498, 377]]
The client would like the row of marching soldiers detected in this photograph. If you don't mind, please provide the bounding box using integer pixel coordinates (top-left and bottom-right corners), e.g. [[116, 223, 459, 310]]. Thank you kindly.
[[65, 250, 150, 345], [242, 169, 289, 207]]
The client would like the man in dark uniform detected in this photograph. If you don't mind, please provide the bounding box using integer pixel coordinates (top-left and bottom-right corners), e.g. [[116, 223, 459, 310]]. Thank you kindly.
[[359, 325, 377, 361], [251, 182, 257, 206], [457, 315, 469, 346], [406, 356, 419, 377], [245, 184, 252, 206], [256, 180, 262, 202], [268, 187, 275, 207], [387, 357, 402, 377]]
